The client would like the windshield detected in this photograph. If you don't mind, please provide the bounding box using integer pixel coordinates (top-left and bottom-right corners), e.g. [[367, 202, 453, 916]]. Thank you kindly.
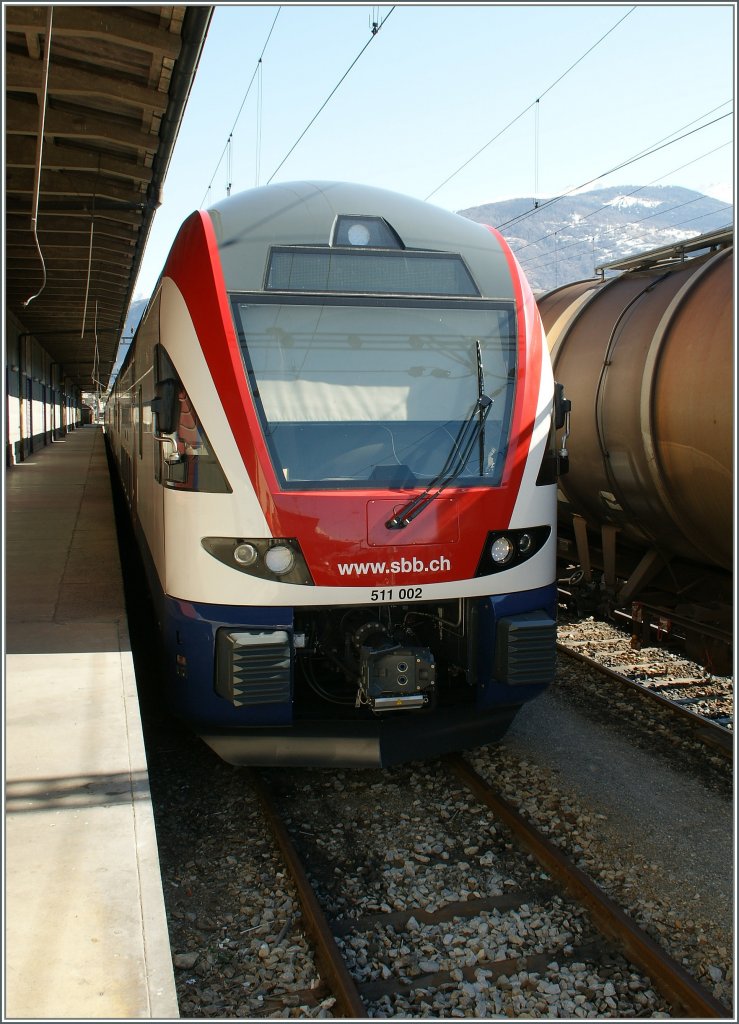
[[232, 298, 517, 490]]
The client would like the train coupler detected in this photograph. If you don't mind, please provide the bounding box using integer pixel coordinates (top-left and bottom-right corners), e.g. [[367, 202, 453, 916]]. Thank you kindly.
[[357, 644, 436, 712]]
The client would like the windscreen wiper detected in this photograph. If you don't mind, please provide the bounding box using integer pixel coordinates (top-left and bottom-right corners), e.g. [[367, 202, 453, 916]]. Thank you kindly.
[[475, 337, 487, 476], [386, 340, 492, 530]]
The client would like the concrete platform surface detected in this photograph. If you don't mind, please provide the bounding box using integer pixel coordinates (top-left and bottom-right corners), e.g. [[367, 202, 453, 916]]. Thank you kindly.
[[4, 426, 179, 1019]]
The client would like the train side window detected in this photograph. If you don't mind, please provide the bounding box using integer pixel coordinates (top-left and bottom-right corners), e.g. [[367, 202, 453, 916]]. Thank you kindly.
[[152, 345, 231, 494]]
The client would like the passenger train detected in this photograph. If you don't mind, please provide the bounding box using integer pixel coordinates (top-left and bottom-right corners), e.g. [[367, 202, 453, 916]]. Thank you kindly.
[[105, 181, 570, 766]]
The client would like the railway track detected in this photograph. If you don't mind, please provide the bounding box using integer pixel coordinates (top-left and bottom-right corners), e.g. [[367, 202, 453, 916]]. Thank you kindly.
[[249, 758, 731, 1019], [556, 614, 733, 761], [556, 564, 734, 679], [130, 546, 731, 1017]]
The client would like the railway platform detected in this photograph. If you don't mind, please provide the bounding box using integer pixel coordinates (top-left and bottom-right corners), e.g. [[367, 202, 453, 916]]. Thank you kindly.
[[4, 425, 178, 1019]]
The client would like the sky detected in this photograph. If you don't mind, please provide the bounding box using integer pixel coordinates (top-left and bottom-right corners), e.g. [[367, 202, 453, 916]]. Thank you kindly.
[[132, 1, 735, 300]]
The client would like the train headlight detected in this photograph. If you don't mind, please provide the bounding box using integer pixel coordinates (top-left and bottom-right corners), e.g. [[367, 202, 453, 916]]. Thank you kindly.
[[518, 533, 533, 556], [233, 542, 258, 566], [347, 222, 371, 246], [265, 544, 295, 575], [490, 536, 515, 564], [332, 214, 403, 248], [474, 527, 552, 577], [202, 537, 314, 586]]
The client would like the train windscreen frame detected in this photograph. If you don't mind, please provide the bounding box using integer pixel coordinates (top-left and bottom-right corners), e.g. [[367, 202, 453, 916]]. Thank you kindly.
[[231, 294, 518, 491]]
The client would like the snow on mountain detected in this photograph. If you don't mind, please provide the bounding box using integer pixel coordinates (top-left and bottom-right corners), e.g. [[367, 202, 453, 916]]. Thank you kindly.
[[607, 195, 664, 210], [458, 184, 732, 293]]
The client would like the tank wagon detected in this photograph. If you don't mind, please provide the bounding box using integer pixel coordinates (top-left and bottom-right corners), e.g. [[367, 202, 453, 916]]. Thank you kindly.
[[536, 229, 733, 627], [105, 181, 569, 766]]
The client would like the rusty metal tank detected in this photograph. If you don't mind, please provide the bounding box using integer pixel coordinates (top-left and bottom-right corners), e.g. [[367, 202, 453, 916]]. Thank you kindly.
[[537, 231, 733, 573]]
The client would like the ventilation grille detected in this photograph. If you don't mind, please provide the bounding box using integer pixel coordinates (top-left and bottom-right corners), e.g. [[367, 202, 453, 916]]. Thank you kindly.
[[495, 612, 556, 687], [216, 630, 291, 706]]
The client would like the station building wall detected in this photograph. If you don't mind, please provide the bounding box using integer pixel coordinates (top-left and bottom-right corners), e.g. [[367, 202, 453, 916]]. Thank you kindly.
[[5, 310, 84, 466]]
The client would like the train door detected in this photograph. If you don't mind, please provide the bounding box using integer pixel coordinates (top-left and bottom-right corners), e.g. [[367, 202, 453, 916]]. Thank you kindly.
[[147, 374, 168, 591], [130, 383, 142, 517], [132, 289, 167, 588]]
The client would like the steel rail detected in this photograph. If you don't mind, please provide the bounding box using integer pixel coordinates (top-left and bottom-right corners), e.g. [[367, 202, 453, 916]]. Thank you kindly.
[[247, 769, 368, 1019], [446, 753, 732, 1019], [557, 642, 733, 759]]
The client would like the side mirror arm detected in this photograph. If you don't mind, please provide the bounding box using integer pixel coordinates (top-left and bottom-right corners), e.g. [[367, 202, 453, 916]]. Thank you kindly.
[[554, 382, 571, 475]]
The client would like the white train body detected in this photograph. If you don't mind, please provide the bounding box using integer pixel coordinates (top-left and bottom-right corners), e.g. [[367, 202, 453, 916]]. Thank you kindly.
[[105, 182, 565, 766]]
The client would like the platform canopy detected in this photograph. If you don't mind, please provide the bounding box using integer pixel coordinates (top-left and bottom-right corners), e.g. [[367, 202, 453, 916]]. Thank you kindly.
[[4, 5, 213, 393]]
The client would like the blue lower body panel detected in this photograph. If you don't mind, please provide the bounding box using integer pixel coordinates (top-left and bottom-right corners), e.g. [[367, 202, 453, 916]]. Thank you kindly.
[[161, 598, 294, 727], [150, 584, 557, 767]]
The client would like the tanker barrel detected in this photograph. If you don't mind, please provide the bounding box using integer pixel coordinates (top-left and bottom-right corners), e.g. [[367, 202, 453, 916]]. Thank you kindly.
[[536, 233, 733, 574]]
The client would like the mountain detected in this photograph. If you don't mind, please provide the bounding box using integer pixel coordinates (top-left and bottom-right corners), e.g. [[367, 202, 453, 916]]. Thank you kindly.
[[458, 185, 733, 293], [123, 297, 148, 341]]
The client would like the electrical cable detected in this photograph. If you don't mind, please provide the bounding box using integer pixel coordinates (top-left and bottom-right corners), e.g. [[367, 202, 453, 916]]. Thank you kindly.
[[255, 58, 263, 186], [479, 97, 733, 275], [200, 6, 282, 207], [81, 219, 95, 338], [496, 112, 732, 233], [520, 199, 732, 280], [266, 6, 395, 184], [513, 139, 733, 262], [621, 99, 732, 166], [23, 6, 53, 308], [534, 98, 540, 204], [425, 6, 637, 202], [92, 300, 100, 391]]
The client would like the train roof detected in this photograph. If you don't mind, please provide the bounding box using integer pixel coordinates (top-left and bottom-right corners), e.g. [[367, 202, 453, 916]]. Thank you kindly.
[[204, 181, 516, 301]]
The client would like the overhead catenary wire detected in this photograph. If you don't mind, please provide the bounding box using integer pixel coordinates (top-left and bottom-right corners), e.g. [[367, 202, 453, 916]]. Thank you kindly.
[[266, 6, 396, 184], [200, 6, 282, 208], [495, 111, 732, 233], [534, 98, 540, 206], [527, 204, 734, 281], [425, 6, 637, 202], [501, 98, 733, 281], [517, 184, 732, 274], [255, 58, 263, 186], [512, 137, 733, 260], [625, 99, 732, 166], [517, 189, 732, 279], [123, 5, 729, 310]]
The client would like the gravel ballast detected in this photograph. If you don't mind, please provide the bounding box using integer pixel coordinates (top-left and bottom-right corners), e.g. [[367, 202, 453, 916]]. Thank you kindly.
[[145, 626, 734, 1017]]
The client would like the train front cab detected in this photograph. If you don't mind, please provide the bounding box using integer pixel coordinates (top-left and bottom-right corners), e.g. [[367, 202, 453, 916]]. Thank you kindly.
[[107, 183, 567, 768]]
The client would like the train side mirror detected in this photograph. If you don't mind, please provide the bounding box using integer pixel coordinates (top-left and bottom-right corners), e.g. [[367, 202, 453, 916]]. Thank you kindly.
[[554, 382, 571, 430], [151, 378, 179, 434], [554, 382, 571, 476]]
